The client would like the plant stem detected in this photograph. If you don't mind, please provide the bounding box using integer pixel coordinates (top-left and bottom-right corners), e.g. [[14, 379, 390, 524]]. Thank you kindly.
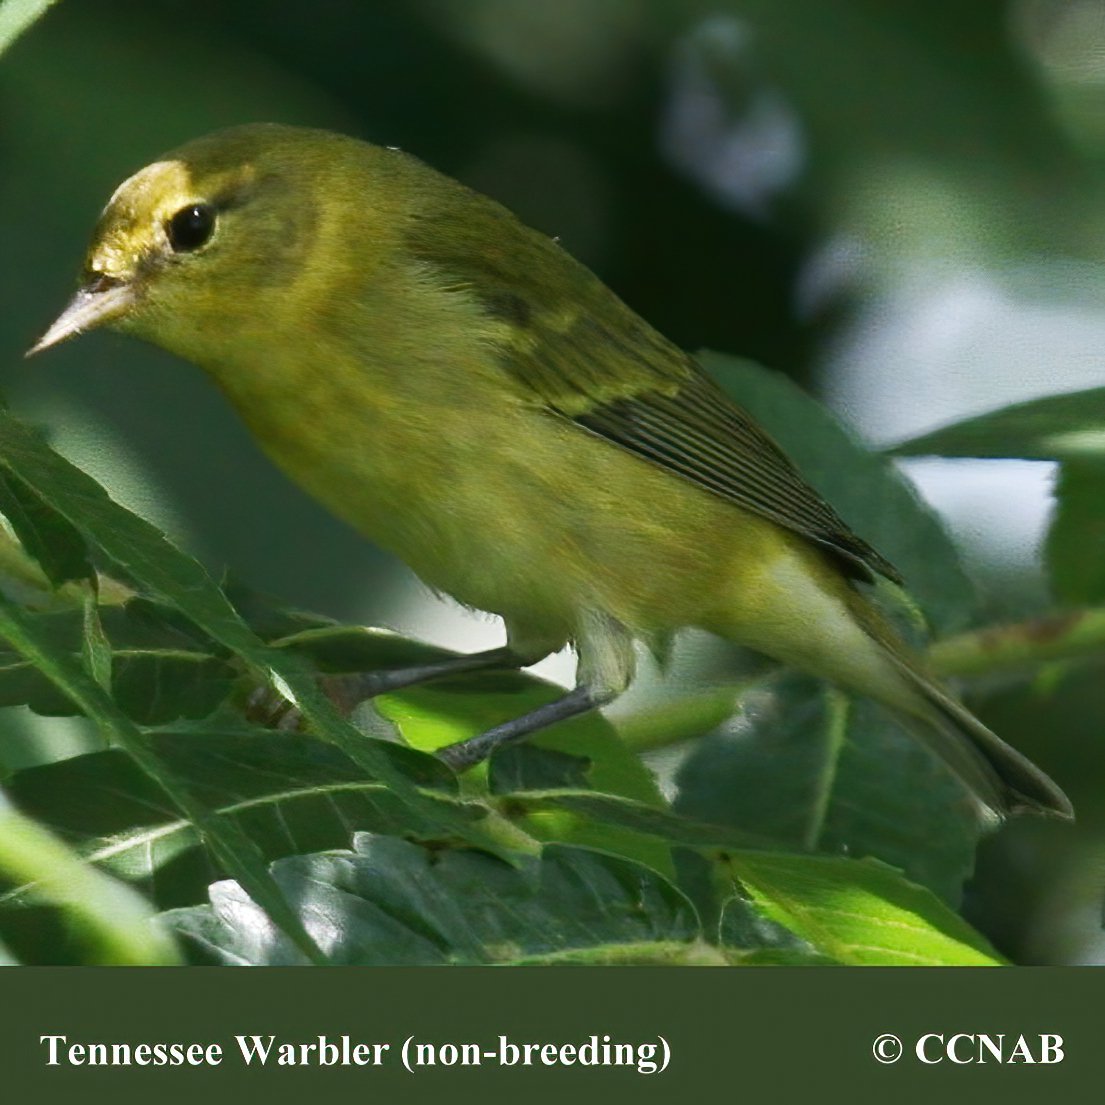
[[803, 691, 848, 851], [929, 606, 1105, 678]]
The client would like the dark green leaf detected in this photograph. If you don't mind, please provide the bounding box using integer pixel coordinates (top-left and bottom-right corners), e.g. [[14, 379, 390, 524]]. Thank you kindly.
[[0, 604, 237, 722], [674, 673, 982, 904], [163, 838, 701, 965], [80, 589, 112, 690], [276, 623, 460, 671], [704, 353, 978, 633], [489, 745, 593, 792], [1045, 461, 1105, 605], [887, 387, 1105, 462], [0, 408, 482, 849], [0, 587, 325, 962], [501, 789, 779, 852], [220, 578, 336, 642], [0, 728, 459, 912], [376, 674, 674, 872], [0, 469, 92, 588], [111, 653, 236, 724]]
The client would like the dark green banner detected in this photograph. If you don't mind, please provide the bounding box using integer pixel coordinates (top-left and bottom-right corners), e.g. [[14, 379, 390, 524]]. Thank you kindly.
[[0, 968, 1095, 1104]]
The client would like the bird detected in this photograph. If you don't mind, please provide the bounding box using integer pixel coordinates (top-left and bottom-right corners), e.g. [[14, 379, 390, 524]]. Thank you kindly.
[[29, 123, 1072, 820]]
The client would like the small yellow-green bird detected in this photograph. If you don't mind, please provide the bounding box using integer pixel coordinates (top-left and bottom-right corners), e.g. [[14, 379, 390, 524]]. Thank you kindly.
[[31, 123, 1071, 819]]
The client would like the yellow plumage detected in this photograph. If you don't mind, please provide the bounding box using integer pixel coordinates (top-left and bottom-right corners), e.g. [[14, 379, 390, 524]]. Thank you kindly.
[[31, 123, 1071, 819]]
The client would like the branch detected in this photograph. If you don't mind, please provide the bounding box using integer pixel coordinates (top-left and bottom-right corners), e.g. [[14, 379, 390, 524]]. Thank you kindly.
[[928, 607, 1105, 678], [615, 608, 1105, 755]]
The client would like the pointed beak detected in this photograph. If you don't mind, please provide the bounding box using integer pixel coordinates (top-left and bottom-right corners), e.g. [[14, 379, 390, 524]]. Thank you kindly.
[[26, 278, 137, 358]]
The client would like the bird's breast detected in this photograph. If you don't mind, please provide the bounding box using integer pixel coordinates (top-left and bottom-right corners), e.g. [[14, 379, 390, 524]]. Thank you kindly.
[[198, 325, 825, 650], [203, 337, 584, 627]]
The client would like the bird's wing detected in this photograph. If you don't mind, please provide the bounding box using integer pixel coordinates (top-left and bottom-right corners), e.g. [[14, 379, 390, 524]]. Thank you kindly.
[[572, 369, 900, 584], [404, 195, 900, 585]]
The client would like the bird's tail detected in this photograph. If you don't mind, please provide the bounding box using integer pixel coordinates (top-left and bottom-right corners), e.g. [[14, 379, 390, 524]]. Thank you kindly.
[[878, 645, 1073, 820], [838, 584, 1073, 820]]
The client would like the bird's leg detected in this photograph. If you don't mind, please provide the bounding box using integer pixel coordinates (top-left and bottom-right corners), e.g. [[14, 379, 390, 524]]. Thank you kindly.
[[319, 645, 519, 713], [250, 645, 524, 729], [437, 610, 636, 770], [438, 684, 614, 770]]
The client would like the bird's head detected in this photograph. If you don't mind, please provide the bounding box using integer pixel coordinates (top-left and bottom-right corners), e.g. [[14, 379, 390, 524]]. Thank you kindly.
[[28, 124, 376, 362]]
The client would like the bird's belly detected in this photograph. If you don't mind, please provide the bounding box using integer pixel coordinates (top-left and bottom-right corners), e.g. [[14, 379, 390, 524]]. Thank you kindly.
[[231, 387, 582, 628], [220, 371, 817, 646]]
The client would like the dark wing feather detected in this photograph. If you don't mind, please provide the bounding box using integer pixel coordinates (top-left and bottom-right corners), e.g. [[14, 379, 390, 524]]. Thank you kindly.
[[571, 370, 901, 584], [403, 181, 901, 585]]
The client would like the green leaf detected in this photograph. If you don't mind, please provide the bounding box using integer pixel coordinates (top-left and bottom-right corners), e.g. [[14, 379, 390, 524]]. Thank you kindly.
[[498, 787, 780, 853], [0, 468, 93, 588], [0, 588, 326, 962], [111, 652, 236, 724], [80, 586, 112, 690], [0, 0, 59, 58], [1045, 461, 1105, 605], [376, 671, 664, 806], [888, 387, 1105, 462], [0, 789, 179, 965], [727, 852, 1005, 966], [162, 838, 701, 966], [0, 728, 458, 915], [718, 894, 835, 964], [0, 407, 483, 847], [275, 623, 458, 670], [489, 745, 592, 792], [674, 674, 982, 904], [220, 579, 338, 642], [0, 604, 237, 722], [703, 352, 977, 633], [375, 673, 674, 873]]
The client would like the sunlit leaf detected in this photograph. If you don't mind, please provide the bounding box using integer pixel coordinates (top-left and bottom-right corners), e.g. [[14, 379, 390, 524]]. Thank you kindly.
[[726, 852, 1005, 966]]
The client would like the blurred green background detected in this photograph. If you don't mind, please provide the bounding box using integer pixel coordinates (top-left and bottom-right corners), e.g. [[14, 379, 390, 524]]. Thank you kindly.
[[3, 0, 1105, 963]]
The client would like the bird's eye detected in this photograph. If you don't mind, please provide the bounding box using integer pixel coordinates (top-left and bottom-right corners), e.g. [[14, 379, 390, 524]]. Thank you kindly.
[[166, 203, 216, 252]]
